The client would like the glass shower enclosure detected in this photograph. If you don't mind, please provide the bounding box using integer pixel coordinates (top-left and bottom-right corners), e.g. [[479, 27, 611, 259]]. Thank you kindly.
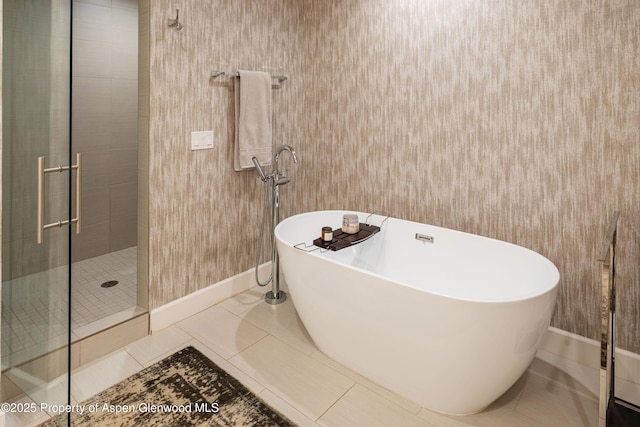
[[2, 0, 72, 419]]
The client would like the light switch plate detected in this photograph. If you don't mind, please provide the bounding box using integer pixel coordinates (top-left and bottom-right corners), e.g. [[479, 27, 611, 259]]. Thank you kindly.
[[191, 131, 214, 150]]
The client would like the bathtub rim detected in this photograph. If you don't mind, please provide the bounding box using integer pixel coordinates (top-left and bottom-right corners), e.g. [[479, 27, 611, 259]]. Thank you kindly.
[[275, 209, 560, 304]]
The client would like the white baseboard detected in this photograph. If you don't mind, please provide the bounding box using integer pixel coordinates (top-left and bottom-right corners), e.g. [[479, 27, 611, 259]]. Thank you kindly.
[[538, 326, 640, 398], [149, 264, 269, 332], [539, 326, 602, 370]]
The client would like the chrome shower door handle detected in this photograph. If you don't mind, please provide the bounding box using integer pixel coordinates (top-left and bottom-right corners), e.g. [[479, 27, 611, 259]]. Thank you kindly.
[[37, 156, 45, 244], [36, 153, 82, 244], [75, 153, 82, 235]]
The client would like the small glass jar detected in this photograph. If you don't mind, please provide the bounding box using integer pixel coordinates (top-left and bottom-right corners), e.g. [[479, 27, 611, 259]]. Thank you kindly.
[[321, 226, 333, 242], [342, 214, 359, 234]]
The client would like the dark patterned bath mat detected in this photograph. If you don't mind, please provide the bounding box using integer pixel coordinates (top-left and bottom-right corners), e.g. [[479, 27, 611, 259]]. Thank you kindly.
[[39, 346, 296, 426]]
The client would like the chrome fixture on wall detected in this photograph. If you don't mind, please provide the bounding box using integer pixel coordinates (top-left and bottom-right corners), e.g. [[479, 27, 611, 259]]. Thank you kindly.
[[167, 9, 183, 30], [253, 145, 298, 305]]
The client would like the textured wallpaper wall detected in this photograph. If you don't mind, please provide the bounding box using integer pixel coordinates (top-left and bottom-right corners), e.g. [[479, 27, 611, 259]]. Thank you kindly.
[[147, 0, 305, 309], [148, 1, 639, 352]]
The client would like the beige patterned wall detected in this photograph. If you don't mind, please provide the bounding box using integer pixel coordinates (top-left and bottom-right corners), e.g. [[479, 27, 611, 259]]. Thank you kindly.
[[148, 1, 640, 353], [147, 0, 305, 308]]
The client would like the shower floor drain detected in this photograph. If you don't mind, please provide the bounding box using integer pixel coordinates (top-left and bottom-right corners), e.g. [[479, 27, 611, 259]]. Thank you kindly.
[[101, 280, 119, 288]]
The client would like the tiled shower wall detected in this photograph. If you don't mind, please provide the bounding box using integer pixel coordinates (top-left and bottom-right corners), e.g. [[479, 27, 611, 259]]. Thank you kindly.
[[71, 0, 138, 262], [147, 1, 640, 353], [2, 0, 71, 279]]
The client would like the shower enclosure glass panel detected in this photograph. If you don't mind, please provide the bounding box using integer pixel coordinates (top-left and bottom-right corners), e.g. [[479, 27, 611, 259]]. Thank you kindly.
[[2, 0, 72, 416]]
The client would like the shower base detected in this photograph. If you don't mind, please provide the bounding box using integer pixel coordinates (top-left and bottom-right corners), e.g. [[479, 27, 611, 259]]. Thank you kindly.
[[2, 247, 142, 370]]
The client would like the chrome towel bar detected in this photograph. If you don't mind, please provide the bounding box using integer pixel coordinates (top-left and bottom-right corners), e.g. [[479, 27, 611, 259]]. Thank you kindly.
[[211, 70, 288, 85]]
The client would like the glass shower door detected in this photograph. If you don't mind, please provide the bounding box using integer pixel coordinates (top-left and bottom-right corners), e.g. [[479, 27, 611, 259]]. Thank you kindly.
[[2, 0, 72, 421]]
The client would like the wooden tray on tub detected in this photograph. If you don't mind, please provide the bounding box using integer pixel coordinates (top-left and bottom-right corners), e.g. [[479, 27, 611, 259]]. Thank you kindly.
[[312, 223, 380, 251]]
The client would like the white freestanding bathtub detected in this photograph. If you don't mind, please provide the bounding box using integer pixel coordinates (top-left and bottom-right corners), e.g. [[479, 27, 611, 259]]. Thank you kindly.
[[275, 210, 559, 415]]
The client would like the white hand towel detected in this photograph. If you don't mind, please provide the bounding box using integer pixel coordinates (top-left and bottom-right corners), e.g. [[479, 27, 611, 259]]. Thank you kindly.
[[234, 70, 272, 171]]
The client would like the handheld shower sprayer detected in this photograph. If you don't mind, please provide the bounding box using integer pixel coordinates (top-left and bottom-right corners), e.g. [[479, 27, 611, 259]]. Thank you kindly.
[[251, 156, 268, 182]]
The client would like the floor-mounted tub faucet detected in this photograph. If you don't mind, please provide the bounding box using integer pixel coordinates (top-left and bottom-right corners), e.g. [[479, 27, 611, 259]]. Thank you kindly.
[[252, 144, 298, 305]]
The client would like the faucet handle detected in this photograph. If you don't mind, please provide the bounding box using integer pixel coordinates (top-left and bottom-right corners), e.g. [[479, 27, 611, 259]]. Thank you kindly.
[[275, 176, 290, 186], [251, 157, 269, 182]]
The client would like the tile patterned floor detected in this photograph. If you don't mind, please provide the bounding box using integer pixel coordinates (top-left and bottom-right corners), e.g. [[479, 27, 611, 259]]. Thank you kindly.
[[1, 247, 137, 370], [70, 247, 137, 329], [7, 286, 601, 427]]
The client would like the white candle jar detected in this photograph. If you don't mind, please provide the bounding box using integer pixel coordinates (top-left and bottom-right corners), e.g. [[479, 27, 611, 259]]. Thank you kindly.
[[342, 214, 359, 234]]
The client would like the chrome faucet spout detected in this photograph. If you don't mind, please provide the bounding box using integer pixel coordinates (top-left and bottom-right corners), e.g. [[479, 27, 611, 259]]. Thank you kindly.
[[274, 144, 298, 166], [272, 145, 298, 187]]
